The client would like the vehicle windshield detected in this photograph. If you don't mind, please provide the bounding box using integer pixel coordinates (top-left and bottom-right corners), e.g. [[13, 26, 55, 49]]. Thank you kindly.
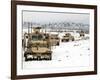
[[32, 34, 43, 41], [38, 35, 43, 40], [65, 34, 70, 37]]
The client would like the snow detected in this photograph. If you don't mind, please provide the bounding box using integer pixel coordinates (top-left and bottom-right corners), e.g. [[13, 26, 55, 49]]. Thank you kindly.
[[21, 30, 94, 74], [52, 39, 90, 66]]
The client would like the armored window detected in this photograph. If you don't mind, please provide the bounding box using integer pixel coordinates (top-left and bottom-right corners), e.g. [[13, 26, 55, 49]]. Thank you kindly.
[[32, 35, 38, 41], [38, 35, 43, 40]]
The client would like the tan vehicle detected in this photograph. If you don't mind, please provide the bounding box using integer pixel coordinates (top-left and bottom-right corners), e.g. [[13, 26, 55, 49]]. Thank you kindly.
[[62, 33, 74, 42], [50, 34, 60, 46], [80, 31, 85, 37], [24, 27, 52, 61]]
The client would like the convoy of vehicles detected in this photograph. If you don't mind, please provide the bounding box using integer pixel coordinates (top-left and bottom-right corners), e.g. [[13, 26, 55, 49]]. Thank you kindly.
[[23, 27, 85, 61]]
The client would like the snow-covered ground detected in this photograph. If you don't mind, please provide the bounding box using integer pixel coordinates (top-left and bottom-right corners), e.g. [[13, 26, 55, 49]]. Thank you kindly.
[[22, 30, 94, 72], [52, 39, 91, 66]]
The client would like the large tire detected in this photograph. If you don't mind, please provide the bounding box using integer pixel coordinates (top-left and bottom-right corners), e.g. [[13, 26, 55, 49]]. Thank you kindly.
[[49, 56, 52, 60], [33, 56, 37, 60], [25, 56, 28, 61], [80, 34, 84, 37], [56, 42, 59, 46], [72, 38, 74, 41], [37, 56, 41, 60], [24, 53, 33, 61], [43, 54, 51, 60]]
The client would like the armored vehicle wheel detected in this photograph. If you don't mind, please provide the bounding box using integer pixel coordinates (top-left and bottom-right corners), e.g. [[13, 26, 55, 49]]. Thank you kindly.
[[49, 56, 52, 60], [33, 56, 37, 60], [62, 39, 64, 42], [25, 56, 28, 61], [72, 38, 74, 41], [24, 53, 33, 61], [37, 56, 41, 60], [24, 54, 29, 61], [56, 42, 59, 46], [44, 58, 49, 60], [80, 34, 85, 37], [43, 54, 51, 60]]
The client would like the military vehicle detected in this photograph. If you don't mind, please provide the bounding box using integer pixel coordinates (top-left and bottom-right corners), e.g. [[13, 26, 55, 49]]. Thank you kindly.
[[24, 27, 52, 61], [50, 34, 60, 46], [79, 30, 85, 37], [61, 33, 74, 42]]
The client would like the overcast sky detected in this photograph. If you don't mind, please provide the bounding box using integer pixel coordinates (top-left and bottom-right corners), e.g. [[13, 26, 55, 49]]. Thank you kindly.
[[23, 10, 90, 24]]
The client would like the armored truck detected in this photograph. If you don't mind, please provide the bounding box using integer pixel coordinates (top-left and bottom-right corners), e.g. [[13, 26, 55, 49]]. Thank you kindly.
[[50, 34, 60, 46], [24, 27, 52, 61], [79, 30, 85, 37], [62, 33, 74, 42]]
